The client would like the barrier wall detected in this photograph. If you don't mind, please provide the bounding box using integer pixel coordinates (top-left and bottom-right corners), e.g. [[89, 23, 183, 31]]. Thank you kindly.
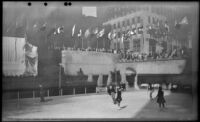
[[62, 50, 186, 75], [62, 50, 119, 75]]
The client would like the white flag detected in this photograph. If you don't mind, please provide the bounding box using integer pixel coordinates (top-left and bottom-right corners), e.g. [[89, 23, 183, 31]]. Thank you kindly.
[[85, 29, 90, 38], [78, 29, 82, 37], [72, 24, 76, 36], [121, 34, 124, 43], [108, 32, 111, 40]]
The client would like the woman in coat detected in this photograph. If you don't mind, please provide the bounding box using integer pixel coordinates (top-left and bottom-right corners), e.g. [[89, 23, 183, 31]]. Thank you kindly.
[[115, 85, 123, 108], [156, 86, 166, 108], [107, 85, 116, 104]]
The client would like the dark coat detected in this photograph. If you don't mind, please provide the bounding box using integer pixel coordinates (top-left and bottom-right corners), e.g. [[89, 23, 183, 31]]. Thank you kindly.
[[157, 90, 166, 104], [115, 88, 122, 102], [107, 86, 116, 95]]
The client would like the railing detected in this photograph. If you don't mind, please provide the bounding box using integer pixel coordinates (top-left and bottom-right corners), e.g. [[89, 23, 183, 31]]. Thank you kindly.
[[3, 86, 99, 100], [118, 57, 186, 63]]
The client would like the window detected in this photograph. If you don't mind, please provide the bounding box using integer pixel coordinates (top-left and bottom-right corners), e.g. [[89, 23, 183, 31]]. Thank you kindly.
[[133, 39, 140, 52], [148, 16, 151, 23], [118, 22, 120, 28], [127, 20, 130, 26], [137, 16, 141, 23], [113, 24, 116, 29], [132, 18, 135, 24], [122, 21, 125, 26], [152, 17, 154, 24], [124, 41, 130, 50]]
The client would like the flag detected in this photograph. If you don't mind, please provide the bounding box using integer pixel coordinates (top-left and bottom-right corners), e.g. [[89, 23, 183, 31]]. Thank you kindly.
[[93, 27, 98, 34], [72, 24, 76, 36], [84, 29, 90, 38], [121, 34, 124, 43], [77, 29, 82, 37], [108, 32, 111, 40], [179, 16, 188, 25], [33, 24, 37, 28], [57, 26, 64, 34], [138, 26, 143, 34], [53, 26, 64, 35], [111, 32, 116, 39], [164, 23, 169, 32], [40, 22, 47, 31], [97, 29, 105, 38]]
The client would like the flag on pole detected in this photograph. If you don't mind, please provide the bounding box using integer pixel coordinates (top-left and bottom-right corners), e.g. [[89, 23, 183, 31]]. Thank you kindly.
[[111, 32, 116, 39], [72, 24, 76, 36], [97, 29, 105, 38], [108, 32, 111, 40], [84, 29, 90, 38], [164, 23, 169, 32], [57, 26, 64, 34], [121, 34, 124, 43], [179, 16, 188, 25], [138, 25, 144, 34], [33, 24, 37, 28], [77, 29, 82, 37], [93, 27, 98, 34]]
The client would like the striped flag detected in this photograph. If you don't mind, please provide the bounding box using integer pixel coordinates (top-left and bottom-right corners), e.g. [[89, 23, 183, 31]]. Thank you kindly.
[[72, 24, 76, 37], [84, 29, 90, 38], [97, 29, 105, 38]]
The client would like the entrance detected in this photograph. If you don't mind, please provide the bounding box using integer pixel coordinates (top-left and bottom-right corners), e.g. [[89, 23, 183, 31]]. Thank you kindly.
[[125, 67, 136, 88]]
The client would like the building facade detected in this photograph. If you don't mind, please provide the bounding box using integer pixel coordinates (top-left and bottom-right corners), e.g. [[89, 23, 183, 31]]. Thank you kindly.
[[103, 5, 168, 55]]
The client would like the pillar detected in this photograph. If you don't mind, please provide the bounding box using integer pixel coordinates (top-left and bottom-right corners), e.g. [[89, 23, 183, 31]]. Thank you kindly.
[[87, 74, 93, 82], [97, 74, 103, 87], [121, 73, 129, 89], [134, 74, 139, 90], [107, 73, 112, 86]]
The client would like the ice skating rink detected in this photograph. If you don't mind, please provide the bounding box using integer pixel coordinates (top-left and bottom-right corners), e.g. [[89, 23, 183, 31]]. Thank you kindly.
[[2, 89, 197, 121]]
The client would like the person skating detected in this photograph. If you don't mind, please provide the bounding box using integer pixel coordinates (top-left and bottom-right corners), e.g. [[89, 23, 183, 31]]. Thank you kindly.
[[107, 85, 116, 104], [115, 85, 123, 109], [148, 83, 154, 100], [156, 86, 166, 110], [39, 84, 45, 102]]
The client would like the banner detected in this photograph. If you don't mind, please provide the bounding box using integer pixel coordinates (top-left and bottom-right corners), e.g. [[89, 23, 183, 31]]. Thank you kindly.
[[23, 42, 38, 76], [3, 37, 26, 76], [3, 37, 38, 77]]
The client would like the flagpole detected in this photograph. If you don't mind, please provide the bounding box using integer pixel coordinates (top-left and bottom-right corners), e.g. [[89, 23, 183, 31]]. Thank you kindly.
[[97, 39, 98, 49], [82, 37, 83, 49]]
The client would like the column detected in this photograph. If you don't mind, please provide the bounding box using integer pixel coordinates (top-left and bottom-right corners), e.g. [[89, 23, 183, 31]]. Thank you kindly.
[[87, 74, 93, 82], [97, 74, 103, 87], [107, 73, 112, 86], [121, 73, 129, 89], [134, 74, 139, 90]]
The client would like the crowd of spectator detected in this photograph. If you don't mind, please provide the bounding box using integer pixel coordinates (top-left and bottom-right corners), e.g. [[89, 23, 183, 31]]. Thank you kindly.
[[59, 46, 189, 62]]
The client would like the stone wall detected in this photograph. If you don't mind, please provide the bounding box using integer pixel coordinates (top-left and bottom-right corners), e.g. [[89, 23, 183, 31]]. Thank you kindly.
[[62, 50, 186, 76]]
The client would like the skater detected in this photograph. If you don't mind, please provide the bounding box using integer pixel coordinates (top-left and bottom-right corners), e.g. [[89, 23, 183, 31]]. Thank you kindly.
[[148, 83, 154, 100], [115, 85, 123, 108], [107, 85, 116, 104], [39, 84, 45, 102], [156, 86, 166, 109]]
